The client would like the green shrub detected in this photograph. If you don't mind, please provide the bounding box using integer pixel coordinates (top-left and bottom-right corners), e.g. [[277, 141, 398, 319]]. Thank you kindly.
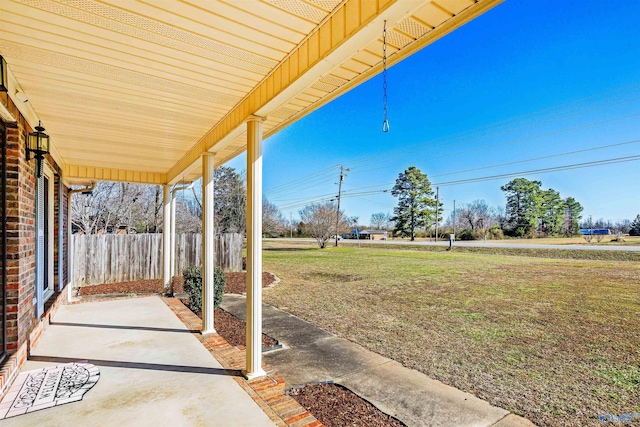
[[456, 227, 504, 240], [413, 230, 427, 238], [458, 229, 482, 240], [182, 266, 226, 315], [487, 226, 504, 240]]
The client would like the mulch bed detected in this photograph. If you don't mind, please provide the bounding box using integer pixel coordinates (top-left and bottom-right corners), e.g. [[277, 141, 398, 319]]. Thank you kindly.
[[288, 383, 406, 427], [213, 308, 277, 348], [225, 272, 277, 294], [78, 278, 165, 296], [78, 271, 277, 296]]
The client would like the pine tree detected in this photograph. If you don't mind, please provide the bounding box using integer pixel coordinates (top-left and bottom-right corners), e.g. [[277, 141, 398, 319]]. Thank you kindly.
[[562, 197, 583, 236], [391, 166, 436, 241], [630, 214, 640, 236], [500, 178, 543, 237], [539, 189, 564, 236]]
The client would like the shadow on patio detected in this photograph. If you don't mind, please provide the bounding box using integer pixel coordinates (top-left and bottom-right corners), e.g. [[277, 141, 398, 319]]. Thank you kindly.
[[1, 296, 276, 426]]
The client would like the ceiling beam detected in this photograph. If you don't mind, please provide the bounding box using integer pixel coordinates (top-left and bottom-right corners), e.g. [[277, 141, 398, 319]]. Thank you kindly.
[[166, 0, 426, 183], [64, 164, 167, 185]]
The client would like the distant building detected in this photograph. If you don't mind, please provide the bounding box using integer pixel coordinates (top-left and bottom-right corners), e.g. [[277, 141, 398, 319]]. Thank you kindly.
[[579, 229, 610, 235], [344, 229, 388, 240], [361, 230, 388, 240]]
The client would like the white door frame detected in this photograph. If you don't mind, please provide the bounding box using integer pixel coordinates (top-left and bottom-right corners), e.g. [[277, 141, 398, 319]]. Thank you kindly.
[[35, 163, 55, 317]]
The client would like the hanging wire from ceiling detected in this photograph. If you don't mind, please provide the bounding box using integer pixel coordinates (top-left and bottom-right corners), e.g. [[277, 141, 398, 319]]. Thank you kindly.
[[382, 20, 390, 133]]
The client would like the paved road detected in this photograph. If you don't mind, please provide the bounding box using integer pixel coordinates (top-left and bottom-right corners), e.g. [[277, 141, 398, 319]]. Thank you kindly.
[[266, 238, 640, 252]]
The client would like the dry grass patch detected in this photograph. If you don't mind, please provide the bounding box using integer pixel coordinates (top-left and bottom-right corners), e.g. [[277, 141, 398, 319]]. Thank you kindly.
[[262, 241, 640, 427]]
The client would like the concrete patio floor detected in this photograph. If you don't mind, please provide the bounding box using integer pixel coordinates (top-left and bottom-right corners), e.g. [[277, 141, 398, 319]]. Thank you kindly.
[[1, 296, 274, 427]]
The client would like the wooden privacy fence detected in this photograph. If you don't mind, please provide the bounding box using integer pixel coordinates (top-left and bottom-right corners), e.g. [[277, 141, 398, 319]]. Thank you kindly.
[[71, 233, 243, 287]]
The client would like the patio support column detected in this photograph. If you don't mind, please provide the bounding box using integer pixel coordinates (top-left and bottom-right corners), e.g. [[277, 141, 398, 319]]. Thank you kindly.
[[244, 116, 266, 380], [201, 153, 216, 335], [162, 184, 171, 293], [170, 188, 177, 295]]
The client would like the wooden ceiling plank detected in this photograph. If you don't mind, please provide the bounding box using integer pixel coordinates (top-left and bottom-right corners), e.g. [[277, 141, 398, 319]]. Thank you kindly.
[[181, 0, 308, 40], [0, 26, 261, 93], [124, 0, 295, 54], [226, 0, 318, 33]]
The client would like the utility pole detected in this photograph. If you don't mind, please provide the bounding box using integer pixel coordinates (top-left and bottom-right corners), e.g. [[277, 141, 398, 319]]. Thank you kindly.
[[435, 186, 439, 241], [453, 199, 456, 235], [290, 212, 293, 239], [335, 166, 349, 247]]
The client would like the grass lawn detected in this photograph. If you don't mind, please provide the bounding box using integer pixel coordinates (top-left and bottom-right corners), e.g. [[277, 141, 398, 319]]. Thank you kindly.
[[261, 241, 640, 427], [385, 235, 640, 246]]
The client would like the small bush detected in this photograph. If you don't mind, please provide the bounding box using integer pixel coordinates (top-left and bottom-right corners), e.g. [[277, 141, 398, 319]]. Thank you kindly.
[[457, 227, 504, 240], [458, 229, 483, 240], [487, 226, 504, 240], [413, 230, 427, 238], [183, 265, 226, 315]]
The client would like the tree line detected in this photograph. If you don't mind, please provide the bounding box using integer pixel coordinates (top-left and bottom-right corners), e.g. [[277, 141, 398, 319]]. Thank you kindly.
[[71, 166, 287, 236], [382, 166, 637, 241], [70, 165, 639, 245]]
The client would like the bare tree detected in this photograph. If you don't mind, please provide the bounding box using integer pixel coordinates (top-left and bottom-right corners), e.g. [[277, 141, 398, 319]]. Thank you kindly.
[[458, 200, 495, 231], [611, 219, 631, 236], [179, 167, 247, 234], [175, 182, 202, 233], [71, 182, 163, 234], [71, 182, 115, 234], [370, 212, 391, 229], [299, 201, 347, 248], [129, 184, 163, 232], [263, 197, 286, 237]]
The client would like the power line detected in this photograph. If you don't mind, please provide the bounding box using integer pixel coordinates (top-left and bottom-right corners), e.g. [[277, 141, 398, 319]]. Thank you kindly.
[[348, 111, 640, 177], [345, 88, 640, 171], [272, 153, 640, 210], [431, 139, 640, 179], [265, 84, 640, 197], [269, 99, 640, 202], [433, 155, 640, 187], [264, 165, 337, 195], [340, 138, 640, 194]]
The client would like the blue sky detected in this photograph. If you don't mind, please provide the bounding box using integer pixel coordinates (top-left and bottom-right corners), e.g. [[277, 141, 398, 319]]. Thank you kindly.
[[227, 0, 640, 226]]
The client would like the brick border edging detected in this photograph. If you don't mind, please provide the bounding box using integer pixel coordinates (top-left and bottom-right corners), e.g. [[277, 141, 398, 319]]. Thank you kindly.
[[161, 297, 323, 427]]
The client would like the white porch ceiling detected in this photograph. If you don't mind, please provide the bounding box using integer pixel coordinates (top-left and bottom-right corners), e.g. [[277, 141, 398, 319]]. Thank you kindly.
[[0, 0, 502, 185]]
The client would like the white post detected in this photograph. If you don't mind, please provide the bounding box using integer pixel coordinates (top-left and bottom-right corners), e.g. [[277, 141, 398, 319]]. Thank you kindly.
[[162, 185, 171, 293], [244, 117, 266, 380], [67, 190, 73, 301], [170, 188, 177, 295], [201, 153, 216, 335]]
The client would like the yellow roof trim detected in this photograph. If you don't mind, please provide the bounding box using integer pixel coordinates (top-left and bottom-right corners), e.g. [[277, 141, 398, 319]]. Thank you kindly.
[[65, 164, 166, 185]]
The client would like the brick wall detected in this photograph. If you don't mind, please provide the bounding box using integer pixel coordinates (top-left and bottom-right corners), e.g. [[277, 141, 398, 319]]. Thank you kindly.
[[5, 118, 36, 352], [1, 94, 69, 371]]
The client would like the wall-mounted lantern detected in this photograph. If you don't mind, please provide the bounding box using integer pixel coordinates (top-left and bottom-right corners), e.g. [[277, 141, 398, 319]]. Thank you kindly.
[[27, 121, 50, 178], [0, 55, 8, 92]]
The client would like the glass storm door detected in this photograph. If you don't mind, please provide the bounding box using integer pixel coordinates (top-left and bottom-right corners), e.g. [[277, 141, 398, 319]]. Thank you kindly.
[[36, 173, 52, 317]]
